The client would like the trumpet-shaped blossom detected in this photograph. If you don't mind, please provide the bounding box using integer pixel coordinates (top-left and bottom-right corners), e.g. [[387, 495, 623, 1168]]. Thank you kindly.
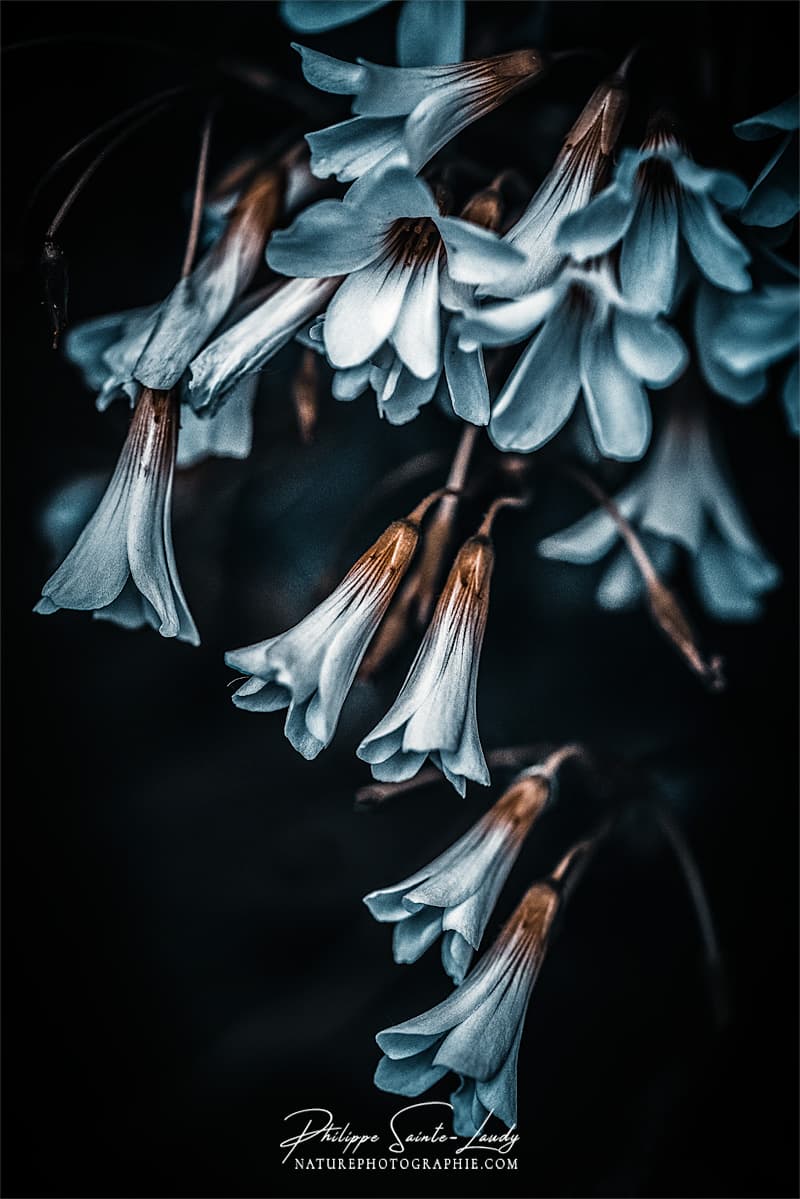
[[734, 95, 799, 227], [225, 508, 428, 759], [457, 258, 688, 460], [187, 277, 341, 416], [266, 160, 524, 425], [481, 66, 629, 299], [293, 43, 544, 183], [364, 768, 552, 981], [281, 0, 465, 68], [695, 270, 800, 429], [538, 403, 781, 621], [35, 388, 199, 643], [375, 869, 566, 1135], [556, 121, 751, 313], [357, 528, 494, 796]]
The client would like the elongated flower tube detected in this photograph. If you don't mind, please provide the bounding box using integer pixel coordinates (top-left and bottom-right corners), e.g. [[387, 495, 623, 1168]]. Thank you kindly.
[[293, 43, 545, 183], [481, 60, 629, 299], [187, 277, 341, 416], [734, 94, 799, 227], [458, 257, 688, 460], [357, 500, 509, 796], [282, 0, 465, 68], [374, 845, 582, 1135], [539, 402, 781, 621], [556, 116, 751, 313], [267, 159, 523, 425], [365, 755, 574, 981], [225, 493, 442, 760], [35, 388, 199, 643]]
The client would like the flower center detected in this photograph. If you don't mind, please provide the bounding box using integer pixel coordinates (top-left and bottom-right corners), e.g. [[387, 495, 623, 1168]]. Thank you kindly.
[[384, 218, 442, 268]]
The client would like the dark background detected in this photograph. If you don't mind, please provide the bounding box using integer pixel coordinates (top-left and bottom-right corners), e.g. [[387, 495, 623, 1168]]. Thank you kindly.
[[2, 3, 798, 1197]]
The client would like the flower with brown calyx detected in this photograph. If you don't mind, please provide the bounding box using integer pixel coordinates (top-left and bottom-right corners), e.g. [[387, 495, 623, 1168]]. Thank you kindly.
[[35, 388, 199, 643], [364, 746, 583, 981], [225, 490, 446, 760]]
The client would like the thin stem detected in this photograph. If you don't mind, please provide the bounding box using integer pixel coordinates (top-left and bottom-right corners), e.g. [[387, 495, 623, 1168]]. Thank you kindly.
[[28, 85, 190, 218], [476, 493, 530, 537], [447, 423, 480, 493], [181, 106, 215, 278], [354, 743, 557, 808], [566, 465, 725, 693], [46, 99, 173, 240], [649, 802, 728, 1028]]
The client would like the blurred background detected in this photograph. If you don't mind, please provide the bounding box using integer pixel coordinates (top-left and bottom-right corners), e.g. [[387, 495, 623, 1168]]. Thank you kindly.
[[2, 3, 798, 1196]]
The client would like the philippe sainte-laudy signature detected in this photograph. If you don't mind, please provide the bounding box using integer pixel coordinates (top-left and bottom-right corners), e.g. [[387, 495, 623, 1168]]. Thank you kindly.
[[280, 1103, 520, 1164]]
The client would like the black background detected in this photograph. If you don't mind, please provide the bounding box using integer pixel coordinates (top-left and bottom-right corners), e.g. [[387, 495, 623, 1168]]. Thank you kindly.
[[2, 3, 798, 1197]]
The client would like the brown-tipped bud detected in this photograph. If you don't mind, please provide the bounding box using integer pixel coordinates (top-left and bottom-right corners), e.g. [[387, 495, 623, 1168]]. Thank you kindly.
[[564, 73, 628, 157], [460, 184, 504, 232], [292, 347, 319, 445], [490, 47, 548, 88], [646, 577, 726, 693], [40, 238, 68, 349]]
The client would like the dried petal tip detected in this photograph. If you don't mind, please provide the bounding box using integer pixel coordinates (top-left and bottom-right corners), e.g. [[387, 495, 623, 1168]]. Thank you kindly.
[[460, 185, 504, 232], [565, 70, 629, 157], [40, 238, 68, 349], [647, 577, 726, 693]]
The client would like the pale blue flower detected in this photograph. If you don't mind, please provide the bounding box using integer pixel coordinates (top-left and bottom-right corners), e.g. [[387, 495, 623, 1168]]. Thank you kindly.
[[556, 125, 751, 313], [375, 876, 562, 1135], [266, 160, 523, 426], [539, 403, 781, 621], [735, 95, 799, 227], [187, 277, 341, 416], [35, 389, 200, 643], [458, 258, 688, 460], [226, 515, 422, 759], [480, 66, 629, 299], [357, 531, 494, 796], [292, 43, 544, 182], [282, 1, 465, 69], [695, 255, 800, 428], [364, 768, 552, 982]]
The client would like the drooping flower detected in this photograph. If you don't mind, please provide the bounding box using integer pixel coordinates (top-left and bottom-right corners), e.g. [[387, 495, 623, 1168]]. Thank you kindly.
[[538, 401, 781, 621], [292, 43, 545, 183], [281, 0, 465, 70], [224, 495, 442, 759], [556, 115, 751, 313], [479, 60, 630, 300], [35, 388, 199, 643], [309, 181, 506, 427], [187, 276, 341, 416], [266, 159, 524, 426], [734, 95, 799, 227], [364, 764, 555, 982], [374, 846, 582, 1135], [457, 257, 688, 459], [694, 261, 800, 428], [357, 517, 495, 796]]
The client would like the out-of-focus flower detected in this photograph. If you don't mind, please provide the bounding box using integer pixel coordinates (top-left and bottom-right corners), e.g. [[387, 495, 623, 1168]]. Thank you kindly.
[[292, 43, 545, 182], [695, 264, 800, 428], [365, 763, 557, 982], [357, 518, 495, 796], [457, 258, 688, 459], [225, 497, 441, 759], [375, 847, 581, 1134], [267, 161, 523, 425], [281, 0, 465, 69], [556, 117, 751, 313], [539, 402, 781, 621], [481, 61, 629, 300], [35, 388, 199, 643], [734, 95, 799, 227], [187, 277, 341, 416]]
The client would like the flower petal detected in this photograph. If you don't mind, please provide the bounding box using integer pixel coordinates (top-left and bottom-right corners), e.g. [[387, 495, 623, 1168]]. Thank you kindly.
[[325, 257, 413, 367], [613, 310, 688, 387], [580, 326, 652, 461], [396, 0, 464, 66], [282, 1, 387, 34], [679, 190, 751, 292], [391, 259, 441, 378], [267, 198, 381, 276], [619, 193, 680, 313]]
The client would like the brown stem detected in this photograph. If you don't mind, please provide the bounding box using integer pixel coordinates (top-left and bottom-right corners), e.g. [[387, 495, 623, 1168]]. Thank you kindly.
[[566, 465, 725, 693], [180, 106, 215, 279], [476, 493, 530, 538]]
